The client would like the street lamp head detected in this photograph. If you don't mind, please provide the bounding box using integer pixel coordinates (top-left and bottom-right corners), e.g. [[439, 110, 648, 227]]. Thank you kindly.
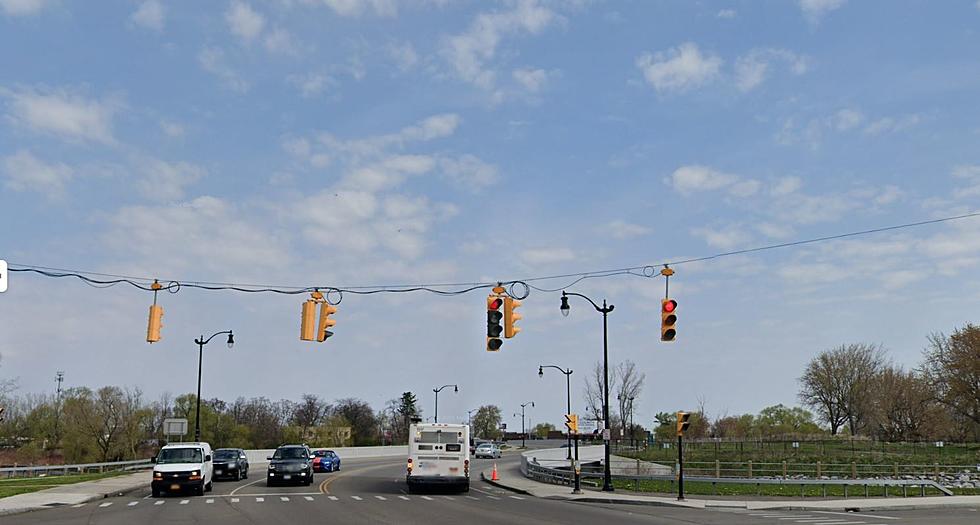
[[560, 294, 570, 317], [531, 401, 535, 408], [538, 366, 543, 378], [453, 385, 458, 393], [226, 332, 234, 349]]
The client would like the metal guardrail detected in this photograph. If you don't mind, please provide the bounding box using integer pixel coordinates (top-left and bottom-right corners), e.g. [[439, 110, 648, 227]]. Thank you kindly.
[[521, 455, 955, 498], [0, 459, 152, 478]]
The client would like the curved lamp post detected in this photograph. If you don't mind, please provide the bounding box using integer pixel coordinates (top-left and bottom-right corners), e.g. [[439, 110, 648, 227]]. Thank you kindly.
[[539, 365, 573, 458], [560, 290, 615, 492], [433, 384, 458, 423], [515, 401, 534, 448], [193, 330, 234, 442]]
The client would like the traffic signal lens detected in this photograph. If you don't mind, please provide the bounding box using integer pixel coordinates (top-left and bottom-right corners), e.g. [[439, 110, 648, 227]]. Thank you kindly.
[[663, 300, 676, 313], [487, 338, 503, 351], [489, 298, 503, 310], [663, 328, 676, 340]]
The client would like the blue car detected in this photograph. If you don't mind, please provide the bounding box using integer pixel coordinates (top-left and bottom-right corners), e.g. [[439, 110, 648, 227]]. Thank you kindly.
[[312, 449, 341, 472]]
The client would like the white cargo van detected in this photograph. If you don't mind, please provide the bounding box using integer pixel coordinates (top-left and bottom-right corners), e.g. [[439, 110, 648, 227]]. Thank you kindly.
[[406, 423, 470, 493], [151, 442, 213, 497]]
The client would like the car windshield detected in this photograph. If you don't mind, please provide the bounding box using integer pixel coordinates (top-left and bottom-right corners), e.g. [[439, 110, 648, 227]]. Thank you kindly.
[[274, 448, 308, 460], [157, 448, 203, 464], [214, 450, 238, 460], [313, 450, 327, 457], [477, 444, 492, 449]]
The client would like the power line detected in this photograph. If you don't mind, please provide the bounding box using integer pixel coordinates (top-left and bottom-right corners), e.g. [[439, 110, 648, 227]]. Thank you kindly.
[[8, 210, 979, 296]]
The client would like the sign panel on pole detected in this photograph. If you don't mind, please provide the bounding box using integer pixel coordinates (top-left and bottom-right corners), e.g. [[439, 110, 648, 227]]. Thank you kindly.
[[163, 418, 188, 436], [577, 419, 599, 435]]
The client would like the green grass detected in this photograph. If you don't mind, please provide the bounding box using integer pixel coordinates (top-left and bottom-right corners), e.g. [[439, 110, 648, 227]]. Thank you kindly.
[[0, 471, 132, 499], [611, 478, 980, 498]]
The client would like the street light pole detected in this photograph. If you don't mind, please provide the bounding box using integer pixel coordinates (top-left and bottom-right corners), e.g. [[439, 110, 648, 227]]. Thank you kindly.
[[432, 384, 457, 424], [561, 291, 615, 492], [193, 330, 234, 442], [539, 365, 573, 459], [516, 401, 534, 448]]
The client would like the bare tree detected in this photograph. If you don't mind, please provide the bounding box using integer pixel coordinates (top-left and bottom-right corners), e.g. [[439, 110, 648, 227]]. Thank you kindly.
[[584, 361, 617, 425], [920, 324, 980, 440], [63, 386, 127, 461], [293, 393, 327, 433], [615, 360, 645, 438], [0, 353, 17, 399], [799, 343, 886, 435], [869, 366, 935, 441]]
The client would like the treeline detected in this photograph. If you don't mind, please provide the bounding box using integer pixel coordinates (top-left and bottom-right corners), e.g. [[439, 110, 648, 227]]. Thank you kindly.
[[0, 389, 424, 465]]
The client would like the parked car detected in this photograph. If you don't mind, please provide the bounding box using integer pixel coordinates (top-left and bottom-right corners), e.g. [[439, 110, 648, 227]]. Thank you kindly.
[[213, 448, 249, 481], [267, 444, 314, 486], [151, 442, 213, 497], [474, 442, 501, 459], [312, 449, 341, 472]]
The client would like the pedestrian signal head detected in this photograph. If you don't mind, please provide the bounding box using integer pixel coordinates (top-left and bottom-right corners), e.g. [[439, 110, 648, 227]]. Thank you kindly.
[[676, 411, 690, 437]]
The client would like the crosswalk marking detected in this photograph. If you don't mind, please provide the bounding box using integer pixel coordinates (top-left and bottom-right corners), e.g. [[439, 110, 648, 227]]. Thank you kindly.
[[328, 495, 339, 501], [399, 495, 410, 500], [443, 496, 455, 500], [280, 497, 290, 502], [180, 500, 189, 505], [206, 499, 214, 504], [304, 496, 315, 501], [255, 497, 264, 502], [72, 504, 86, 508], [127, 501, 139, 507], [231, 498, 239, 503], [814, 511, 901, 520], [486, 495, 501, 500], [351, 496, 363, 501], [374, 496, 387, 500], [421, 496, 434, 501], [465, 495, 479, 500], [508, 495, 525, 500], [154, 501, 164, 506], [99, 502, 113, 508]]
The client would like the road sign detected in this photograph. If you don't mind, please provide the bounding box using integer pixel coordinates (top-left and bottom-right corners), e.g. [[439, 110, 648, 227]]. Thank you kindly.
[[163, 418, 188, 436], [602, 428, 611, 441], [577, 419, 599, 435], [0, 260, 7, 293]]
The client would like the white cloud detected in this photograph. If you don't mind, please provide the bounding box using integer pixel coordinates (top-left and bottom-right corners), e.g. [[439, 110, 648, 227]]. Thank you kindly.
[[388, 42, 419, 71], [756, 222, 794, 239], [264, 28, 298, 55], [952, 165, 980, 199], [319, 0, 397, 17], [4, 87, 119, 144], [439, 155, 499, 190], [863, 114, 921, 135], [734, 48, 809, 92], [443, 0, 557, 91], [1, 150, 72, 197], [0, 0, 47, 16], [161, 120, 184, 138], [668, 165, 758, 197], [288, 72, 331, 97], [226, 1, 265, 41], [717, 9, 736, 19], [799, 0, 846, 22], [512, 68, 550, 92], [135, 158, 206, 201], [779, 108, 918, 148], [874, 185, 902, 205], [691, 226, 752, 250], [606, 220, 651, 240], [198, 47, 249, 92], [522, 247, 575, 265], [832, 108, 864, 130], [131, 0, 164, 32], [636, 42, 722, 93], [771, 176, 802, 196]]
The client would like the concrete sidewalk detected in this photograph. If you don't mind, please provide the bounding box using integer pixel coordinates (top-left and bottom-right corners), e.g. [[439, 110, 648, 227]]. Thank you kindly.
[[0, 471, 150, 516], [480, 461, 980, 512]]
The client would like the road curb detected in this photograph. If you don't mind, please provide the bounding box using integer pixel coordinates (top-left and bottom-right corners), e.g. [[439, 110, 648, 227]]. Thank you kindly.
[[479, 472, 535, 496], [0, 476, 151, 517]]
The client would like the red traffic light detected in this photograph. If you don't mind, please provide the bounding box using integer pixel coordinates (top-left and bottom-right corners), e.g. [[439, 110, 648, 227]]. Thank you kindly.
[[488, 297, 503, 310], [662, 299, 677, 313]]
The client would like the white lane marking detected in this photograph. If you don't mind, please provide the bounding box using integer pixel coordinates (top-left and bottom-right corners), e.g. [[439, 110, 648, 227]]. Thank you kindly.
[[328, 496, 339, 501], [231, 498, 240, 503], [351, 496, 363, 501], [398, 495, 410, 500], [229, 476, 267, 496], [304, 496, 315, 501], [486, 495, 501, 500], [206, 499, 215, 504], [179, 500, 189, 505], [255, 497, 265, 502], [72, 504, 87, 508], [154, 500, 164, 506], [508, 495, 525, 500], [420, 496, 434, 501], [128, 501, 139, 507], [280, 497, 290, 502], [443, 496, 455, 500], [99, 502, 113, 508], [465, 495, 479, 500], [814, 512, 901, 521], [374, 495, 387, 500]]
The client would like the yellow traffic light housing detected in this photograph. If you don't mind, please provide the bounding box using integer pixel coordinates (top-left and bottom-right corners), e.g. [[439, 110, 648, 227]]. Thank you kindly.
[[487, 295, 504, 351], [317, 303, 338, 342], [300, 299, 316, 341], [146, 304, 163, 343], [504, 296, 522, 338], [564, 413, 579, 434], [676, 411, 690, 437], [661, 298, 677, 342]]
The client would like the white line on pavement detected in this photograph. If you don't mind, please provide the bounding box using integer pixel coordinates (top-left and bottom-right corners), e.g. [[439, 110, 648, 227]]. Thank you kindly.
[[304, 496, 314, 501], [351, 496, 363, 501], [231, 498, 239, 503], [72, 504, 86, 508], [99, 502, 113, 508], [443, 496, 455, 500], [421, 496, 434, 501], [154, 501, 164, 506], [398, 496, 410, 500], [328, 496, 339, 501], [486, 495, 501, 500], [127, 501, 139, 507], [280, 497, 290, 502], [814, 511, 901, 520], [255, 497, 264, 502], [465, 496, 479, 500], [508, 496, 525, 500], [375, 496, 387, 500], [206, 499, 214, 504], [179, 500, 189, 505]]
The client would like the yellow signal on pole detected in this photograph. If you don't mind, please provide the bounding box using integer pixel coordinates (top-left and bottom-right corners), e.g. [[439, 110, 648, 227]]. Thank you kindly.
[[661, 298, 677, 342], [504, 296, 522, 338], [487, 295, 504, 351], [564, 413, 579, 434], [300, 300, 316, 341], [676, 411, 691, 437], [317, 303, 338, 342], [146, 305, 163, 343]]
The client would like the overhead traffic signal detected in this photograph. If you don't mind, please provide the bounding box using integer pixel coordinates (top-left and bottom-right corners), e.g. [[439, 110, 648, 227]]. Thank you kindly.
[[300, 299, 316, 341], [676, 411, 690, 437], [564, 413, 579, 434], [487, 295, 503, 351], [504, 296, 522, 338], [661, 298, 677, 342], [146, 304, 163, 343], [317, 303, 337, 342]]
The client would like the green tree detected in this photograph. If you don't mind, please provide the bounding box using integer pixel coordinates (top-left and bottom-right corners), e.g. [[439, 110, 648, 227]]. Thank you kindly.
[[920, 324, 980, 440], [756, 404, 821, 436], [532, 422, 555, 439], [471, 405, 502, 440]]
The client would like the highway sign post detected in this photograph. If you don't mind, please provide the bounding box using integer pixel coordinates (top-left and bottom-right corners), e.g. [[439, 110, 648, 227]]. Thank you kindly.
[[163, 418, 188, 442]]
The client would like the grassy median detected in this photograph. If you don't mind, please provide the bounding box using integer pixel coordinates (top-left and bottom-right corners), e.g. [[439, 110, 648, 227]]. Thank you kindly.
[[0, 471, 133, 499]]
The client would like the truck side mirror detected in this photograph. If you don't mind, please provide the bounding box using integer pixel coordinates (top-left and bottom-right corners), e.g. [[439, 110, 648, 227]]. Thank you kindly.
[[205, 455, 211, 462], [151, 456, 157, 464]]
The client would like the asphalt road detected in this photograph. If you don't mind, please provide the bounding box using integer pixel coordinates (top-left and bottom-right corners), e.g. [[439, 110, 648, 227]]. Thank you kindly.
[[5, 454, 978, 524]]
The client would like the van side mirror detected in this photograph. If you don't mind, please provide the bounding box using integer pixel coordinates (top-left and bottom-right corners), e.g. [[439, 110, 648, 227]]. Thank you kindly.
[[151, 456, 157, 464], [266, 456, 272, 460], [205, 455, 211, 462]]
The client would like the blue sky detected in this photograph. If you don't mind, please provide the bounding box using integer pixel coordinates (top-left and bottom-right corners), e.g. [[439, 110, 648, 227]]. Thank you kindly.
[[2, 0, 980, 431]]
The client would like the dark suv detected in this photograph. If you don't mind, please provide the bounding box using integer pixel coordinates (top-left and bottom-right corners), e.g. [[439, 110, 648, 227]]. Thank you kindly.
[[213, 448, 249, 481], [267, 444, 314, 486]]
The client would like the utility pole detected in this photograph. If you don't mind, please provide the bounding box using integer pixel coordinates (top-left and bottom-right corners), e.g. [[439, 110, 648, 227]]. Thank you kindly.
[[54, 371, 64, 446]]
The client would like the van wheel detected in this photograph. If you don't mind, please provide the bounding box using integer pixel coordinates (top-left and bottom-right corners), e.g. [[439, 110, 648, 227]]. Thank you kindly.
[[196, 484, 205, 496], [205, 480, 213, 492], [151, 488, 160, 498]]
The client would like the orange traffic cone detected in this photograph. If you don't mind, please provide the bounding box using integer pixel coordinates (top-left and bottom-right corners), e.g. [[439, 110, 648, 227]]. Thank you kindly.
[[491, 463, 499, 481]]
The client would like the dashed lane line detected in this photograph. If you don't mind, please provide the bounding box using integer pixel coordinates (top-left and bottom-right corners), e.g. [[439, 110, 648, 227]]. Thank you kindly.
[[420, 496, 434, 501], [375, 496, 387, 500], [304, 496, 315, 501], [127, 501, 139, 507], [255, 497, 264, 503], [179, 500, 189, 505], [154, 500, 164, 506], [280, 497, 290, 502], [508, 496, 525, 500], [99, 502, 112, 508], [231, 498, 239, 503], [813, 512, 901, 521], [351, 496, 363, 501], [328, 496, 339, 501], [205, 499, 214, 504], [398, 496, 410, 500]]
